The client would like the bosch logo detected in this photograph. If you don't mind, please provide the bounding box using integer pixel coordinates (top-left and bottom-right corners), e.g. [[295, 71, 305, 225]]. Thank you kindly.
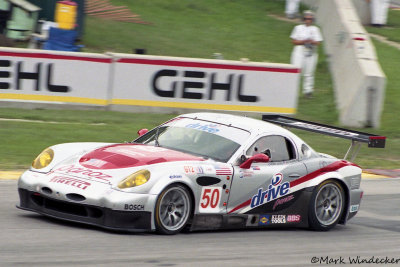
[[124, 204, 145, 211]]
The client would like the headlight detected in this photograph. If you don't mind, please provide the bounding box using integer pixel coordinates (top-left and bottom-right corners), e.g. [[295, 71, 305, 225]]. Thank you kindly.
[[118, 169, 150, 189], [32, 148, 54, 169]]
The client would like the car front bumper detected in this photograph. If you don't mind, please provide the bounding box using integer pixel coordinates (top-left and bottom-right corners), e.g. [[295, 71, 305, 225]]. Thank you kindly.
[[17, 188, 152, 232], [16, 170, 157, 232]]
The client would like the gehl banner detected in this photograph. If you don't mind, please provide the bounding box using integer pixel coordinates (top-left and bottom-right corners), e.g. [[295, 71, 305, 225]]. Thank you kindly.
[[0, 48, 300, 114]]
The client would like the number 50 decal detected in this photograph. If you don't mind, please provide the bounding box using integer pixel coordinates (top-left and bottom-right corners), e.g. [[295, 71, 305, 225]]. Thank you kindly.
[[199, 187, 222, 213]]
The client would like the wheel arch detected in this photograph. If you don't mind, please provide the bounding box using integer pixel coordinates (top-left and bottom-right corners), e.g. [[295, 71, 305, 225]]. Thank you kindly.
[[308, 177, 349, 231], [155, 181, 197, 232], [167, 181, 196, 217], [332, 178, 350, 224]]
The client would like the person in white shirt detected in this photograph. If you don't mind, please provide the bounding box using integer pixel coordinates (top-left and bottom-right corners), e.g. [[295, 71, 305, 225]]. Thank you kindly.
[[368, 0, 390, 27], [290, 10, 323, 98], [285, 0, 300, 19]]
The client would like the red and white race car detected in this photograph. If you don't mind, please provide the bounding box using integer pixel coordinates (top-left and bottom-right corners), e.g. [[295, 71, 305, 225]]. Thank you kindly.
[[17, 113, 385, 234]]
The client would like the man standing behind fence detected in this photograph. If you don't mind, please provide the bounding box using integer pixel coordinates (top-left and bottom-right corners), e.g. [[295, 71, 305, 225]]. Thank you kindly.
[[285, 0, 300, 19], [290, 10, 323, 98], [367, 0, 390, 27]]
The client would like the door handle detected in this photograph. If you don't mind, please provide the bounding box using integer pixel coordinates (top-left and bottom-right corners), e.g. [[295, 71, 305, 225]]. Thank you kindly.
[[288, 173, 300, 179]]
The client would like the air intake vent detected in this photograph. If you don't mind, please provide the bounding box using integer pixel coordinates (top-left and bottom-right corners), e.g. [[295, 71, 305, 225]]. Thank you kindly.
[[41, 187, 53, 195], [66, 193, 86, 202]]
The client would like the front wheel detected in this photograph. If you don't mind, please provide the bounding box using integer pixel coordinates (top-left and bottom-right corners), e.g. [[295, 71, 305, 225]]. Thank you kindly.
[[308, 180, 345, 231], [154, 184, 192, 235]]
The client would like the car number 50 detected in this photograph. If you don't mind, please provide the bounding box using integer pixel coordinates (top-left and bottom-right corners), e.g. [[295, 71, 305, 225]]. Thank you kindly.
[[199, 187, 222, 212]]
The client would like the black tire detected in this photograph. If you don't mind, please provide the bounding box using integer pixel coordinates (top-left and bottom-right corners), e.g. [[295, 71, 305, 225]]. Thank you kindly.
[[154, 184, 192, 235], [308, 180, 345, 231]]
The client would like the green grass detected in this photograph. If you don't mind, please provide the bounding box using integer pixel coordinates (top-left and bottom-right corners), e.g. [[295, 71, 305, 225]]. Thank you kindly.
[[294, 37, 400, 169], [82, 0, 295, 62], [1, 0, 399, 170], [0, 110, 175, 169], [366, 9, 400, 42]]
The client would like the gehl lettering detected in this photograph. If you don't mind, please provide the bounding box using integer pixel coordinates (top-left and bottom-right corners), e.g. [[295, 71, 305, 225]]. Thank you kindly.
[[0, 60, 70, 92], [152, 70, 259, 102]]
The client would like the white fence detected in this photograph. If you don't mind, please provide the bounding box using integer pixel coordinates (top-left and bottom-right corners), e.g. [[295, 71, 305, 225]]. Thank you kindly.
[[0, 48, 112, 105], [0, 47, 300, 115]]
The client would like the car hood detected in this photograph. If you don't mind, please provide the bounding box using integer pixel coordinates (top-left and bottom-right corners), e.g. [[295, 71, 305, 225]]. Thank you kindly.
[[78, 143, 204, 170]]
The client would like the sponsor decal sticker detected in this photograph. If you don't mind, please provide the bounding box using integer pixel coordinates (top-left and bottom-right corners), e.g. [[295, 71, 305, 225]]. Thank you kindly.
[[250, 173, 290, 208], [230, 161, 355, 215], [196, 166, 204, 174], [239, 170, 254, 178], [185, 123, 220, 134], [350, 204, 359, 213], [287, 215, 301, 222], [124, 204, 145, 211], [272, 194, 295, 210], [49, 176, 91, 190], [199, 187, 222, 213], [185, 165, 213, 175], [215, 166, 233, 176], [259, 215, 270, 225], [51, 165, 112, 181], [184, 166, 196, 174], [252, 166, 260, 170], [271, 215, 286, 224], [169, 174, 182, 179]]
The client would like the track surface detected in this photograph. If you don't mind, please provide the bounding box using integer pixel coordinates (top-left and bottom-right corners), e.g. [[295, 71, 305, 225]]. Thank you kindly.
[[2, 178, 400, 267]]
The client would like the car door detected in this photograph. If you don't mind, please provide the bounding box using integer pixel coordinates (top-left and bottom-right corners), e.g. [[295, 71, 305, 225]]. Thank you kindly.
[[226, 134, 308, 215]]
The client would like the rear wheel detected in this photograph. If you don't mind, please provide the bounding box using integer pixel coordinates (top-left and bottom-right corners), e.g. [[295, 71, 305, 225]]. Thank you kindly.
[[154, 184, 192, 235], [308, 180, 345, 231]]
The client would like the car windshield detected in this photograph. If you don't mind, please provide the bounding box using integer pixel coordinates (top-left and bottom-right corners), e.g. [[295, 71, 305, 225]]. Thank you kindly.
[[134, 117, 250, 162]]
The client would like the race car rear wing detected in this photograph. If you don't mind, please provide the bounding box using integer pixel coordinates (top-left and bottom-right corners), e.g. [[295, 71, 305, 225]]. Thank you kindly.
[[262, 115, 386, 161]]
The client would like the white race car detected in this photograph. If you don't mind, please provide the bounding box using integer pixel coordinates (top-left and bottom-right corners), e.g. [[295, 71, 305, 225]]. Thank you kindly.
[[17, 113, 385, 234]]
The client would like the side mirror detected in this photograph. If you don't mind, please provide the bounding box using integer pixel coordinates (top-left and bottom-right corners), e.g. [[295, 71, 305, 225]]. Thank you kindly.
[[137, 129, 149, 136], [239, 153, 270, 169]]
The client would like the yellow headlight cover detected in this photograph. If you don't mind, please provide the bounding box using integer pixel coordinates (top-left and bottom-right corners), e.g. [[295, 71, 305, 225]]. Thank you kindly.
[[32, 148, 54, 169], [118, 170, 150, 189]]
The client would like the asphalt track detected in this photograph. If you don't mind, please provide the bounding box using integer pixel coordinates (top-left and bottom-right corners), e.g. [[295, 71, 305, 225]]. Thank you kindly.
[[1, 177, 400, 267]]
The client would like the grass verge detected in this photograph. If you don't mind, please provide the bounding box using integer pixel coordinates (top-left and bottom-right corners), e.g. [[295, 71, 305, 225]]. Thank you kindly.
[[1, 1, 398, 170]]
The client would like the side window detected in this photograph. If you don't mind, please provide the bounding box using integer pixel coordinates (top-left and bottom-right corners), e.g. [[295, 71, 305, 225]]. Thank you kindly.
[[246, 136, 296, 162]]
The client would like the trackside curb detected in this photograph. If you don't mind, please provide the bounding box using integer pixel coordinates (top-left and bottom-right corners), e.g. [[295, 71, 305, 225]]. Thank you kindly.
[[0, 171, 23, 180]]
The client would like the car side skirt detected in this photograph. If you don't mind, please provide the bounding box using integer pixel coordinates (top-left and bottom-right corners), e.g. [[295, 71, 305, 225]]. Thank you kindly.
[[190, 189, 313, 231]]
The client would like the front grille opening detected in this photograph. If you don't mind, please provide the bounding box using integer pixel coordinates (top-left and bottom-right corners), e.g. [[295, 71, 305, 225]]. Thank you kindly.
[[41, 187, 53, 195], [30, 193, 104, 219], [32, 194, 44, 206], [87, 207, 103, 218], [66, 193, 86, 202], [45, 198, 88, 217]]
